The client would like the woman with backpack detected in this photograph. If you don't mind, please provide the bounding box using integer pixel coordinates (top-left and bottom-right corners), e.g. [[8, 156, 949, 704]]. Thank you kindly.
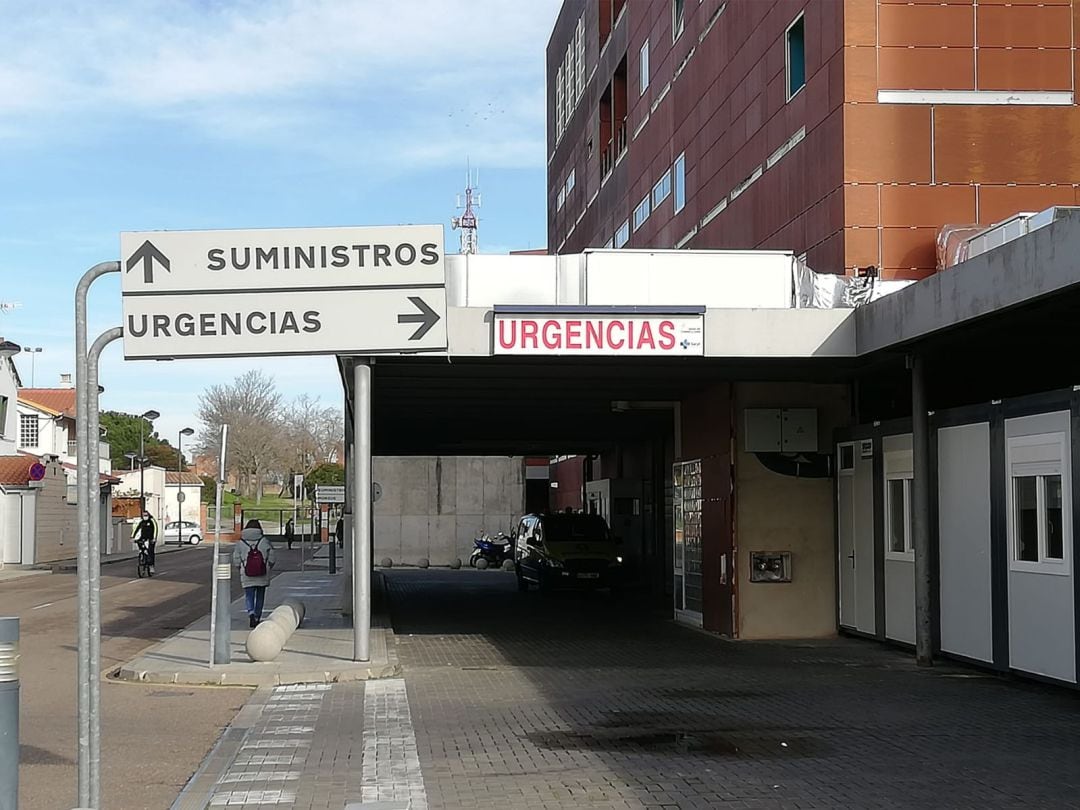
[[234, 518, 276, 628]]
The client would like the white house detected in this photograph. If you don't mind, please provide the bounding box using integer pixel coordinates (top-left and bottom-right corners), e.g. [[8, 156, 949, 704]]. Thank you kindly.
[[16, 387, 113, 482], [115, 466, 203, 527], [0, 369, 121, 566]]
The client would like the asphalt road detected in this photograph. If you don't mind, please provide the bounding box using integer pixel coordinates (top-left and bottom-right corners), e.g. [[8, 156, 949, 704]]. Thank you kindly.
[[0, 545, 256, 810]]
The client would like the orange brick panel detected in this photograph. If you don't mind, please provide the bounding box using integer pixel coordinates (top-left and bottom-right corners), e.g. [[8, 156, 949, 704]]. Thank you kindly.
[[845, 184, 881, 227], [845, 227, 881, 268], [844, 46, 878, 102], [845, 105, 933, 183], [881, 227, 940, 271], [978, 0, 1068, 5], [934, 107, 1080, 184], [978, 185, 1079, 224], [845, 0, 877, 47], [880, 267, 936, 282], [977, 49, 1072, 91], [879, 48, 975, 91], [976, 4, 1072, 48], [878, 4, 974, 47], [880, 184, 977, 228]]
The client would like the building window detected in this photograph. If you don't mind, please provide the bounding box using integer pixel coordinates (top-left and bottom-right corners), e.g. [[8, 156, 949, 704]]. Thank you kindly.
[[614, 219, 630, 248], [1007, 432, 1070, 572], [576, 16, 586, 98], [566, 168, 576, 195], [673, 153, 686, 213], [556, 66, 565, 139], [886, 477, 913, 557], [652, 169, 672, 208], [0, 395, 7, 436], [786, 14, 806, 100], [557, 186, 566, 210], [673, 0, 685, 42], [20, 413, 39, 448], [640, 40, 650, 95], [633, 194, 651, 232]]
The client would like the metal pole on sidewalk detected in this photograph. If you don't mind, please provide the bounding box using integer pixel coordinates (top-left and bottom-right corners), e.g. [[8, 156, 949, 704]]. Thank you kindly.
[[210, 425, 231, 666], [74, 261, 119, 808], [0, 617, 19, 810], [353, 359, 372, 662], [87, 327, 121, 809], [910, 353, 933, 667]]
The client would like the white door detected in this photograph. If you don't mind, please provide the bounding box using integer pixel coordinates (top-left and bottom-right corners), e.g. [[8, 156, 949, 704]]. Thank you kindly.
[[837, 445, 857, 628]]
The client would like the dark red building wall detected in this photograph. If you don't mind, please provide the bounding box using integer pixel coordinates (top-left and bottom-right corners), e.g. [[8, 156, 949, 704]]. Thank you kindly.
[[548, 0, 846, 273]]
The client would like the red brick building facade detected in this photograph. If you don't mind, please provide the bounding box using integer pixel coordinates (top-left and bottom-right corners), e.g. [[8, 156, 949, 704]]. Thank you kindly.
[[548, 0, 1080, 279]]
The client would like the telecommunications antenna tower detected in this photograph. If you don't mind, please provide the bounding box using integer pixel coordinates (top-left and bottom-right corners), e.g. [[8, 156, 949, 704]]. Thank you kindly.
[[0, 301, 21, 314], [451, 166, 481, 254]]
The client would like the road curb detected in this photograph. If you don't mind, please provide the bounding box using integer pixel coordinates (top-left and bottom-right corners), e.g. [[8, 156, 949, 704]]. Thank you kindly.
[[108, 661, 402, 687]]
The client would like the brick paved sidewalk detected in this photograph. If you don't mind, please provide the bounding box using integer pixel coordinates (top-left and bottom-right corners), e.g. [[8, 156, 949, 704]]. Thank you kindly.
[[390, 569, 1080, 810]]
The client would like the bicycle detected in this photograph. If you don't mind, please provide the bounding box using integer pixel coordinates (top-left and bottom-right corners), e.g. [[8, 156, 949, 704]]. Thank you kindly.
[[136, 541, 153, 578]]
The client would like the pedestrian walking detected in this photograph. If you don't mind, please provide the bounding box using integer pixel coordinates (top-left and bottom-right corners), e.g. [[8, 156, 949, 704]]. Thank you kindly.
[[131, 511, 159, 574], [234, 518, 276, 628], [284, 517, 295, 550], [335, 515, 344, 549]]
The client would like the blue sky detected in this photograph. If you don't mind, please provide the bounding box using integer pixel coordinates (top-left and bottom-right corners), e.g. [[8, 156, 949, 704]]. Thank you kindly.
[[0, 0, 557, 445]]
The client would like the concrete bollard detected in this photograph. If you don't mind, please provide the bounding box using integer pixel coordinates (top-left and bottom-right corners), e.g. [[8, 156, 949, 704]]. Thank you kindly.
[[0, 617, 19, 810], [245, 601, 306, 663]]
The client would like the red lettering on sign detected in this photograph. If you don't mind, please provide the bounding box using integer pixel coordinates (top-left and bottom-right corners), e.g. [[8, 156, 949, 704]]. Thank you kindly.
[[497, 320, 517, 349], [586, 320, 603, 349], [658, 320, 676, 350], [638, 321, 655, 349], [542, 320, 560, 349], [606, 320, 625, 349], [565, 320, 582, 350], [521, 320, 539, 349]]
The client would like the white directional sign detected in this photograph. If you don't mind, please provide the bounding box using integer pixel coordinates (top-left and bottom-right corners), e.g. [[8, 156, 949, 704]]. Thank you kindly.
[[314, 485, 346, 504], [120, 225, 447, 359]]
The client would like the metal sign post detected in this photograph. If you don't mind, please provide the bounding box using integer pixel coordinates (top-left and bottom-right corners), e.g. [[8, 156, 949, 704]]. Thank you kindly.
[[86, 327, 122, 810], [353, 360, 372, 663], [209, 425, 231, 666], [74, 261, 119, 810]]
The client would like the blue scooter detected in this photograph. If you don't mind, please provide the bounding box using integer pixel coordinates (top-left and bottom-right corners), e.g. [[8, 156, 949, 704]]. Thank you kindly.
[[469, 531, 512, 569]]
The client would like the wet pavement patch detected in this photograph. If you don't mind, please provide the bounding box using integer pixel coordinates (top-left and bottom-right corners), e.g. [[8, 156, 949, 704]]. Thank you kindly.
[[526, 729, 822, 757]]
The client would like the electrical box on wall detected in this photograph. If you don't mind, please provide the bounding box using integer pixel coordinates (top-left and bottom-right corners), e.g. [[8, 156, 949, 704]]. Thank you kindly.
[[781, 408, 817, 452], [744, 408, 818, 452], [750, 551, 792, 583]]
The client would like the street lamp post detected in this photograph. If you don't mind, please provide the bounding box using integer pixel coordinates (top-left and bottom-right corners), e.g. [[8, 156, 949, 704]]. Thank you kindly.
[[21, 347, 42, 387], [177, 428, 194, 537], [138, 409, 160, 514]]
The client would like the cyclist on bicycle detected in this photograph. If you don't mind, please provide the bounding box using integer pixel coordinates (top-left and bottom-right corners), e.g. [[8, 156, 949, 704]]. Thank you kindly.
[[132, 511, 158, 574]]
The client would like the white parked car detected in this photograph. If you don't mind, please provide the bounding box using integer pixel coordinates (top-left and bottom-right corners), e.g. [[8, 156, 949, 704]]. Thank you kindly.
[[163, 520, 203, 545]]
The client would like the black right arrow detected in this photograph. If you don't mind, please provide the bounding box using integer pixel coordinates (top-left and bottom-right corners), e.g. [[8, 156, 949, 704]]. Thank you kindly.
[[397, 296, 440, 340], [125, 240, 170, 284]]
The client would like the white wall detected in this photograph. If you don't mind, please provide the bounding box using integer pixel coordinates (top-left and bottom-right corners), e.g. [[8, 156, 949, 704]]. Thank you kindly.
[[937, 422, 994, 663], [0, 489, 34, 565], [0, 358, 16, 455], [1005, 411, 1076, 683]]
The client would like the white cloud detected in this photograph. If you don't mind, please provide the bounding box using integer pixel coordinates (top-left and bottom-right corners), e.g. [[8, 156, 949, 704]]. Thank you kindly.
[[0, 0, 561, 170]]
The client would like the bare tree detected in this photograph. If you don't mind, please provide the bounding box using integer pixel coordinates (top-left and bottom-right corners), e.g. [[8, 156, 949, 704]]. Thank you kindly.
[[196, 370, 284, 504], [280, 394, 343, 494]]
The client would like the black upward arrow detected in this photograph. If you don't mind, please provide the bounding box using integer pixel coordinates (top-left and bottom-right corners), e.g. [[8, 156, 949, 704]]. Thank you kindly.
[[125, 240, 170, 284], [397, 296, 440, 340]]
